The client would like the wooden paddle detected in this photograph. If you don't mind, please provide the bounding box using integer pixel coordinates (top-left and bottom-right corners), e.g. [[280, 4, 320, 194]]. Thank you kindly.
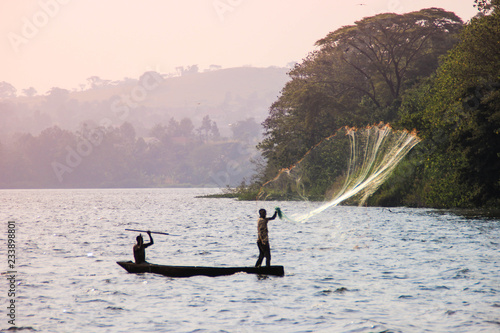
[[125, 228, 176, 236]]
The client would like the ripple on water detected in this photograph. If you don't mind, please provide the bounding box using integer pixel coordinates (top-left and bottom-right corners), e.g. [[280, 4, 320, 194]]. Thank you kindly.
[[0, 188, 498, 333]]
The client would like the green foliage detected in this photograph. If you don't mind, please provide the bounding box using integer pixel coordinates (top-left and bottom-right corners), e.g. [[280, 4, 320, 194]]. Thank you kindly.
[[316, 8, 462, 106], [474, 0, 500, 13], [252, 5, 499, 208], [394, 6, 500, 208], [255, 8, 464, 205]]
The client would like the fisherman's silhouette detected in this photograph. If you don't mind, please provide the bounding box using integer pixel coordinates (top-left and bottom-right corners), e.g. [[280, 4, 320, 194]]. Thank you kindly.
[[133, 231, 154, 264], [255, 208, 277, 267]]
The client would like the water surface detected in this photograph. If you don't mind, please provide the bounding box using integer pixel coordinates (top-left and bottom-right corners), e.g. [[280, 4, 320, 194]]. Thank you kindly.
[[0, 188, 498, 332]]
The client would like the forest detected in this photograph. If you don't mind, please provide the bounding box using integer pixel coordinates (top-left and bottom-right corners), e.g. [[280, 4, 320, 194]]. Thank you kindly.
[[0, 116, 262, 188], [240, 2, 500, 209], [0, 66, 286, 189]]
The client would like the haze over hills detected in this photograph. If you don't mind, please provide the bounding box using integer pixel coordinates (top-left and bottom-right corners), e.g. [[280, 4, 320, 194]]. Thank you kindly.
[[0, 66, 290, 142], [0, 66, 291, 188]]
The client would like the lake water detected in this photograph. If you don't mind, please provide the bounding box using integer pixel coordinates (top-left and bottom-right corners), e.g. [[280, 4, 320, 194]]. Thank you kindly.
[[0, 188, 499, 333]]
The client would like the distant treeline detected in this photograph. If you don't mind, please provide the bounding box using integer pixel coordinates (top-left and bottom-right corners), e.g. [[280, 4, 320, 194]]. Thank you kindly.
[[0, 66, 288, 144], [239, 3, 500, 208], [0, 116, 262, 188]]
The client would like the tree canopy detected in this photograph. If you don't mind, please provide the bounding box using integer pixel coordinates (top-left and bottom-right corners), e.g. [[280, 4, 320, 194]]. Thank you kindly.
[[257, 8, 463, 189], [249, 4, 500, 208], [397, 2, 500, 207]]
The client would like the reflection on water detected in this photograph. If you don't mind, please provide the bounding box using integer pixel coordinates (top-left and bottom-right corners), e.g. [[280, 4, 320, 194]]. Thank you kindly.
[[446, 208, 500, 220], [0, 188, 499, 332]]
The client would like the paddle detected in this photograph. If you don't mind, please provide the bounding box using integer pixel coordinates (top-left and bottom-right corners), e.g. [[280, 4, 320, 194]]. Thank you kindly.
[[124, 229, 177, 236]]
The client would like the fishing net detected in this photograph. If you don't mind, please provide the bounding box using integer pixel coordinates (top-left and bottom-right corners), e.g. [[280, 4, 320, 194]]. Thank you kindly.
[[257, 123, 421, 222]]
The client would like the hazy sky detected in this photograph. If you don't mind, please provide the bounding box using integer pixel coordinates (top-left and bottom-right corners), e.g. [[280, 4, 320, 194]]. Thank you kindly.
[[2, 0, 478, 94]]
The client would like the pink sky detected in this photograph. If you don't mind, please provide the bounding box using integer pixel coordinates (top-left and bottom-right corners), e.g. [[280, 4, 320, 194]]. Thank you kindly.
[[2, 0, 479, 94]]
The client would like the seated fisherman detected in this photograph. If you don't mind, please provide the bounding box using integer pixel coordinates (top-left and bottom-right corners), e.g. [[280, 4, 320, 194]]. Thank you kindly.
[[133, 231, 154, 264]]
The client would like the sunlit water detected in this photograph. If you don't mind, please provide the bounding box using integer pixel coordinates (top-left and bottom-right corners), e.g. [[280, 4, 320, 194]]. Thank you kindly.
[[0, 188, 498, 333]]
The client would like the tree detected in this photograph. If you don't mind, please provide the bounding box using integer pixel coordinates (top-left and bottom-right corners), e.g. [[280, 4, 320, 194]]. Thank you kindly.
[[45, 87, 70, 104], [197, 115, 221, 141], [0, 82, 17, 98], [474, 0, 500, 13], [211, 122, 220, 139], [167, 118, 180, 136], [87, 76, 111, 89], [149, 124, 167, 140], [231, 118, 262, 141], [198, 115, 213, 141], [315, 8, 462, 106], [258, 8, 463, 179], [178, 118, 194, 137], [208, 64, 222, 71], [22, 87, 37, 97], [176, 65, 199, 76], [120, 122, 136, 143], [397, 3, 500, 207]]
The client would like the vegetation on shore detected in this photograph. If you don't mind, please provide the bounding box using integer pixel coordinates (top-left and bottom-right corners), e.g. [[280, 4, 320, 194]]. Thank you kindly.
[[235, 2, 500, 209]]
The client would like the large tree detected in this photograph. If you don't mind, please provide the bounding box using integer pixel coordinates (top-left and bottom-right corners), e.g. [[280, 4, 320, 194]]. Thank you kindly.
[[315, 8, 462, 106], [258, 8, 463, 183]]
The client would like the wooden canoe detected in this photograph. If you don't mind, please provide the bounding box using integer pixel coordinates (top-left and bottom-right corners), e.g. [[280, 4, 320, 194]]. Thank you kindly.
[[117, 261, 284, 277]]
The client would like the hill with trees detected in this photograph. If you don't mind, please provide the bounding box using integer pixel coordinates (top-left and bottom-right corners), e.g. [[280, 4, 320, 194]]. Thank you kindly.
[[0, 66, 289, 142]]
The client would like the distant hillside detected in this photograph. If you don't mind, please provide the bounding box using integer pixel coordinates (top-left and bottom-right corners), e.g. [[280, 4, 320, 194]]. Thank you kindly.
[[0, 66, 290, 141], [75, 66, 288, 106]]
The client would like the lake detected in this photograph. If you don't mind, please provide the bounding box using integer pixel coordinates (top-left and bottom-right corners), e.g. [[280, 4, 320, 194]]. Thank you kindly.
[[0, 188, 498, 332]]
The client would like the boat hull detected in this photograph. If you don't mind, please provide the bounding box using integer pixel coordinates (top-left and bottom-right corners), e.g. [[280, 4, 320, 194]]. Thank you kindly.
[[117, 261, 285, 277]]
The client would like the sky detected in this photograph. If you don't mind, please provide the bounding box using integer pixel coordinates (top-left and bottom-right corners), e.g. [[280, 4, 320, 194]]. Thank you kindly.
[[2, 0, 479, 94]]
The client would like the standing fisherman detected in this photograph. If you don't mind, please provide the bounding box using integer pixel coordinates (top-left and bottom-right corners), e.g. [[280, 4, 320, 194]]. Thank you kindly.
[[255, 208, 278, 267], [133, 231, 154, 264]]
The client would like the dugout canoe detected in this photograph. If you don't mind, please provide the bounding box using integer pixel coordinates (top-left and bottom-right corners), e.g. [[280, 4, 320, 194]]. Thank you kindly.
[[117, 261, 284, 277]]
